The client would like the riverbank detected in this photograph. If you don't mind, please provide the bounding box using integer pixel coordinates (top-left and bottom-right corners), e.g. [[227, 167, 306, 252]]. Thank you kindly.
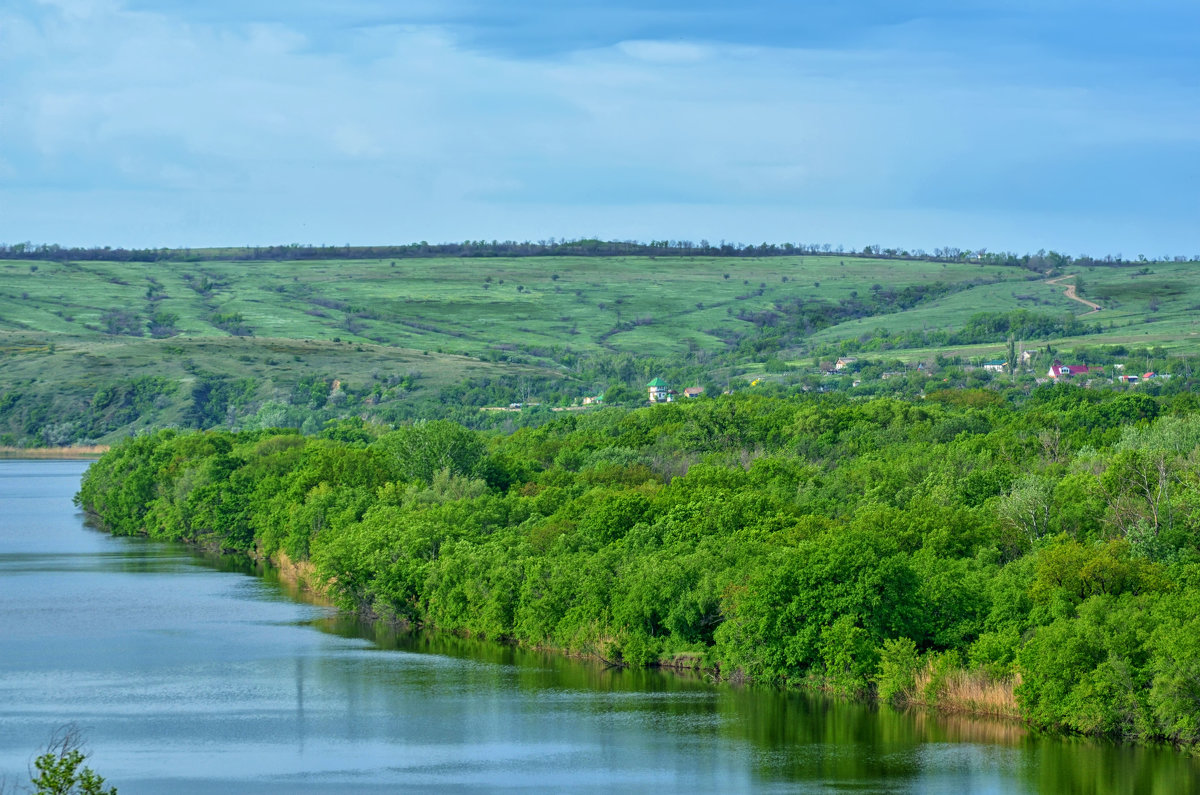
[[251, 544, 1023, 725], [0, 445, 108, 459], [268, 550, 331, 602], [892, 663, 1021, 720], [74, 398, 1200, 750], [82, 489, 1179, 755]]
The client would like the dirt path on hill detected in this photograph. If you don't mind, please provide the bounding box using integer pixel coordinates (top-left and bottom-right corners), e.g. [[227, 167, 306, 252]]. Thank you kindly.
[[1045, 275, 1102, 315]]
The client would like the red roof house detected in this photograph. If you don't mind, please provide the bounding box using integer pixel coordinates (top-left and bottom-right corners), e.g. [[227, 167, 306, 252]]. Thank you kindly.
[[1048, 363, 1098, 379]]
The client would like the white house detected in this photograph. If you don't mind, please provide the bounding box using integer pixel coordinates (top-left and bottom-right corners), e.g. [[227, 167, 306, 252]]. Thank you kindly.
[[647, 377, 672, 403]]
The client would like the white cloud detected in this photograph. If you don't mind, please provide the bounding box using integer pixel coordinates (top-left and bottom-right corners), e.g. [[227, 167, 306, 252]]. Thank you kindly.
[[1, 0, 1195, 253]]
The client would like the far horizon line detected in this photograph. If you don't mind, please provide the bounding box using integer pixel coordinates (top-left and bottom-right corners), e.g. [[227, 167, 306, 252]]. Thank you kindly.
[[2, 239, 1196, 265]]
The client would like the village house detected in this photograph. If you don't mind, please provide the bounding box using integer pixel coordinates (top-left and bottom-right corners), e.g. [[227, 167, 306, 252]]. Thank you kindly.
[[1117, 374, 1140, 384], [682, 386, 705, 398], [581, 394, 604, 405], [835, 357, 857, 371], [983, 359, 1007, 373], [647, 377, 673, 403], [1048, 362, 1100, 379]]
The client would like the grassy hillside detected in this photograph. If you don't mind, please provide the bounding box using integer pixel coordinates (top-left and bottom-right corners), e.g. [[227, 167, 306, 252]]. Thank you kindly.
[[0, 254, 1195, 443], [0, 255, 1024, 354]]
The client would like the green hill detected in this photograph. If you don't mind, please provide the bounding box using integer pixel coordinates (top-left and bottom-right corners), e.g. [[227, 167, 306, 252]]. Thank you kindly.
[[0, 253, 1195, 444]]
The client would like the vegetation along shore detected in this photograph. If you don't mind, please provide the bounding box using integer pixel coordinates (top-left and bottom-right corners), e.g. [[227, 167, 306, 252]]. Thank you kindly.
[[0, 445, 108, 458], [76, 387, 1200, 747]]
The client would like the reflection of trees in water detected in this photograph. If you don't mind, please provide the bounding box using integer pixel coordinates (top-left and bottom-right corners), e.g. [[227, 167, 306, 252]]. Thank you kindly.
[[905, 707, 1027, 747], [297, 614, 1200, 793]]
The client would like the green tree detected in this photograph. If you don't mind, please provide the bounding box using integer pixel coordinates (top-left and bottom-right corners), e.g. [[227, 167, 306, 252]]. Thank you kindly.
[[998, 474, 1054, 546], [28, 727, 116, 795], [875, 636, 921, 703], [375, 421, 485, 484]]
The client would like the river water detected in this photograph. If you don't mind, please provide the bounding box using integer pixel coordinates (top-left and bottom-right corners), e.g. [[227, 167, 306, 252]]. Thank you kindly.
[[0, 459, 1197, 793]]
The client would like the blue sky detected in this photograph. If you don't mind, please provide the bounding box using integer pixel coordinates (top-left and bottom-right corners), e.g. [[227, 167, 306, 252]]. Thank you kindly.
[[2, 0, 1197, 255]]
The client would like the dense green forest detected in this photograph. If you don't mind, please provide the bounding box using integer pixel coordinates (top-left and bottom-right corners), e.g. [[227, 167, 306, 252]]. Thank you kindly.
[[77, 386, 1200, 746]]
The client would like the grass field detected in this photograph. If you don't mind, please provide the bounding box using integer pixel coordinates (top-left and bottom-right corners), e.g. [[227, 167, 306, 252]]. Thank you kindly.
[[807, 262, 1200, 349], [4, 256, 1194, 359], [0, 255, 1093, 357], [0, 254, 1195, 441]]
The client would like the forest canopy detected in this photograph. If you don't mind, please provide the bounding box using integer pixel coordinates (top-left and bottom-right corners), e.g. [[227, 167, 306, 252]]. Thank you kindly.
[[77, 387, 1200, 745]]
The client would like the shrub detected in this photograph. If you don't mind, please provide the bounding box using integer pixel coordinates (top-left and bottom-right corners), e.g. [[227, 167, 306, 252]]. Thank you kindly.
[[875, 636, 921, 703]]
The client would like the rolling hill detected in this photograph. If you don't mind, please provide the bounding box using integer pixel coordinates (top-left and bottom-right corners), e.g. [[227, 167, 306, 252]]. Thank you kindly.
[[0, 253, 1195, 444]]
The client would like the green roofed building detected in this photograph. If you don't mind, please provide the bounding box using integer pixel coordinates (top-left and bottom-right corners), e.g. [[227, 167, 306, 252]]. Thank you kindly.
[[647, 377, 672, 403]]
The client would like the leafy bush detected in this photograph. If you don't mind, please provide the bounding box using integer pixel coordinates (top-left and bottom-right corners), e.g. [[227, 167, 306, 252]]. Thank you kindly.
[[875, 637, 921, 703]]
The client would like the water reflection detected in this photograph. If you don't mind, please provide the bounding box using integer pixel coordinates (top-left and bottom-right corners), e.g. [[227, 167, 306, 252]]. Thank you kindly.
[[306, 614, 1200, 794]]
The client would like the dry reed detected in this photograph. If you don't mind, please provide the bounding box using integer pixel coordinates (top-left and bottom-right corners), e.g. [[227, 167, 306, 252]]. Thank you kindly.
[[906, 663, 1021, 719], [0, 445, 109, 458]]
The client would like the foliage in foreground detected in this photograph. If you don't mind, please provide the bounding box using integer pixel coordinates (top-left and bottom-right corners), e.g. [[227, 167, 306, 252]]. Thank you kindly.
[[77, 386, 1200, 745], [15, 727, 116, 795]]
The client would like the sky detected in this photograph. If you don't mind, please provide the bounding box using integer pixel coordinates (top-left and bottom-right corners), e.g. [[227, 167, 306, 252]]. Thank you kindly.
[[1, 0, 1198, 255]]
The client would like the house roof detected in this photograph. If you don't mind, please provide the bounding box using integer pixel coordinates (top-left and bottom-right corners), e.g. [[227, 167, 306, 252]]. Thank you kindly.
[[984, 359, 1007, 366], [647, 377, 668, 387]]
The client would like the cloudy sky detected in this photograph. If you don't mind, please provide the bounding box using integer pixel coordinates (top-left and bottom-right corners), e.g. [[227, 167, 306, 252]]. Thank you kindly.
[[2, 0, 1198, 254]]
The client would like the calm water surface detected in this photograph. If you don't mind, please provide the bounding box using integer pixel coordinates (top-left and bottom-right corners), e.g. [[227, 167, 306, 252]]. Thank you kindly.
[[1, 459, 1197, 793]]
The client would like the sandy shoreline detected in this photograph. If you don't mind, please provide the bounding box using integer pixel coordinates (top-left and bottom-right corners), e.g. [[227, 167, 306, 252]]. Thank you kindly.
[[0, 445, 109, 459]]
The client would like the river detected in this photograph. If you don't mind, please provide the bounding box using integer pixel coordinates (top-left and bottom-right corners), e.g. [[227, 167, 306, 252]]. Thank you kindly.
[[0, 459, 1196, 793]]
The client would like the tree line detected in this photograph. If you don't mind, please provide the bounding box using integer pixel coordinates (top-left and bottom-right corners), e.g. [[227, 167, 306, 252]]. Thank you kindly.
[[2, 240, 1194, 268]]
